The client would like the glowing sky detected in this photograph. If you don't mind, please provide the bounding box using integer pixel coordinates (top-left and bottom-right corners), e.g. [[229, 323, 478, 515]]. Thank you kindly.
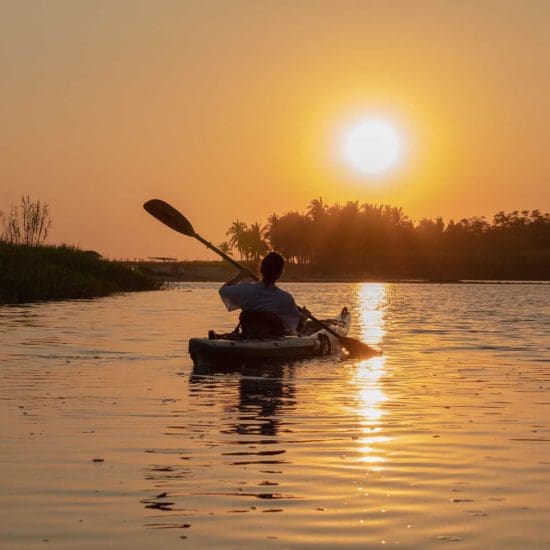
[[1, 1, 549, 259]]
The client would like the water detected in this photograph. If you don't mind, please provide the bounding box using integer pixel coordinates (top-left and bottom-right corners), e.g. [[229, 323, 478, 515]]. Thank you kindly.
[[1, 283, 549, 548]]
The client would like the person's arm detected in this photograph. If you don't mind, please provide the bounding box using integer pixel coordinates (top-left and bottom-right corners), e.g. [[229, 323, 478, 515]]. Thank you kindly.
[[221, 270, 250, 289], [219, 271, 255, 311], [281, 296, 308, 335]]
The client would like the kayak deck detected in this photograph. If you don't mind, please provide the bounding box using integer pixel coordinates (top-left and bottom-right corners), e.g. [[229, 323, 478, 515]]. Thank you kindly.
[[189, 308, 351, 368]]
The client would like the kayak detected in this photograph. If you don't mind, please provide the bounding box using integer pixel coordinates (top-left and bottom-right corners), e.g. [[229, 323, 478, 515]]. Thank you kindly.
[[188, 307, 352, 368]]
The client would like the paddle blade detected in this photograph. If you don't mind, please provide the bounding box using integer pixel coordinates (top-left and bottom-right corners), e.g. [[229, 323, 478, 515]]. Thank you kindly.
[[143, 199, 196, 237], [339, 337, 382, 359]]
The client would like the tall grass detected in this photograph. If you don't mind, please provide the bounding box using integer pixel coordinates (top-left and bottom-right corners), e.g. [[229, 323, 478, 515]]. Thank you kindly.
[[0, 242, 161, 305]]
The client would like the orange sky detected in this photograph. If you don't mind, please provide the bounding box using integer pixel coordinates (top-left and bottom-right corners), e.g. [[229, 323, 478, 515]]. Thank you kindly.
[[1, 1, 549, 259]]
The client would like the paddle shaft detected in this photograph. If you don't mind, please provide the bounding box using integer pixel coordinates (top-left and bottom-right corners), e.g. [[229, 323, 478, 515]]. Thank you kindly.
[[193, 233, 259, 281], [303, 311, 343, 339]]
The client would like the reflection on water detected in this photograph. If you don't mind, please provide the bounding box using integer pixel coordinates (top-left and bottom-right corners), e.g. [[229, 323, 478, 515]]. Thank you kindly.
[[355, 356, 389, 466], [1, 282, 550, 549], [356, 284, 389, 466], [358, 282, 386, 344], [190, 363, 296, 437]]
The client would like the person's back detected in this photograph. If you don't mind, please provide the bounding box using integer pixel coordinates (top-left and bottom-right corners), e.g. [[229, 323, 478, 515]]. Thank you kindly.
[[219, 252, 303, 333]]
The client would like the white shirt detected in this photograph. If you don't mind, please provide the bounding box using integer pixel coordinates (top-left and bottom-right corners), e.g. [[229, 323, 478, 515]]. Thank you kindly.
[[219, 281, 302, 332]]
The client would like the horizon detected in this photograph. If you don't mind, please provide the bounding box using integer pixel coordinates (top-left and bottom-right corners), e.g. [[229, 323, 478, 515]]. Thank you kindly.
[[1, 1, 549, 259]]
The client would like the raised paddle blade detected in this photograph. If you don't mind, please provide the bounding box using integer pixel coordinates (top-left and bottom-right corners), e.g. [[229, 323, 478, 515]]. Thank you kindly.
[[143, 199, 196, 237], [339, 337, 382, 359]]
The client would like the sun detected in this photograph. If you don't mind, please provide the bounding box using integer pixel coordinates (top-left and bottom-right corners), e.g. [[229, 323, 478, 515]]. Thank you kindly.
[[342, 118, 402, 175]]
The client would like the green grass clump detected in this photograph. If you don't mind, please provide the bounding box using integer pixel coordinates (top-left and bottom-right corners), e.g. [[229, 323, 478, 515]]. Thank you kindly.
[[0, 242, 161, 305]]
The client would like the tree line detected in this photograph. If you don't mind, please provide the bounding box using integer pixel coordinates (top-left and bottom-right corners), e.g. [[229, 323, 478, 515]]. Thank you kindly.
[[219, 198, 550, 279]]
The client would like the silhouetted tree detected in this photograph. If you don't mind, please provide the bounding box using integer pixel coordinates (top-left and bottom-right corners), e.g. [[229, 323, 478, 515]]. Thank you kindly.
[[242, 222, 268, 261], [307, 197, 327, 222], [226, 219, 248, 260]]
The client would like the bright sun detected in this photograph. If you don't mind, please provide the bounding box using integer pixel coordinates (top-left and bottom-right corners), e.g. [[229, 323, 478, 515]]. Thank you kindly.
[[342, 118, 401, 175]]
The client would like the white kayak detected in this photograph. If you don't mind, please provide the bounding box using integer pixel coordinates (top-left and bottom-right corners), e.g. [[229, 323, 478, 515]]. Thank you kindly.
[[188, 307, 351, 368]]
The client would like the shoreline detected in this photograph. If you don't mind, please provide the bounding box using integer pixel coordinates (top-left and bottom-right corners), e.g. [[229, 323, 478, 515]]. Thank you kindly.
[[161, 278, 549, 284], [130, 261, 550, 284], [2, 249, 548, 307]]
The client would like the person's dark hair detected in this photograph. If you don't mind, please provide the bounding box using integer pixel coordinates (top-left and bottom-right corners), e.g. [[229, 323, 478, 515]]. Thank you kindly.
[[260, 252, 285, 284]]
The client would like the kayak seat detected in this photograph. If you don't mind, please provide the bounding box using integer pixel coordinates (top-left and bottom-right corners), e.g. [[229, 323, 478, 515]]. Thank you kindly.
[[239, 309, 288, 339]]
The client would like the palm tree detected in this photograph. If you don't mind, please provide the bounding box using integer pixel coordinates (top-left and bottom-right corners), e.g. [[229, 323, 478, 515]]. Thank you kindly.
[[226, 219, 248, 260], [307, 197, 326, 222], [246, 222, 268, 261], [343, 200, 360, 216]]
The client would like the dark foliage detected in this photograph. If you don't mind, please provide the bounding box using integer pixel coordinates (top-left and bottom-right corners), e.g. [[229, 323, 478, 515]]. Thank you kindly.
[[0, 242, 161, 305], [228, 201, 550, 280]]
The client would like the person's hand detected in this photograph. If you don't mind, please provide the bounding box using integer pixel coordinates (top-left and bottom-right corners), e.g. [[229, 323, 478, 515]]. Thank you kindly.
[[223, 269, 255, 287]]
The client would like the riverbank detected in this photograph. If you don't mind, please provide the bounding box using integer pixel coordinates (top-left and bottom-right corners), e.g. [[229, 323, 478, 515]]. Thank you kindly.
[[0, 242, 160, 305], [129, 259, 550, 283], [129, 259, 442, 283]]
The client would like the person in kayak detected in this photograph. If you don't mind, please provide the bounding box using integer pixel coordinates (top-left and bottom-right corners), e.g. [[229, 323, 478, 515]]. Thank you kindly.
[[219, 251, 305, 336]]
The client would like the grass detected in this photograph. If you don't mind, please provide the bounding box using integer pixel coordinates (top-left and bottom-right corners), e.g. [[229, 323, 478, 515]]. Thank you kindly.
[[0, 241, 161, 305]]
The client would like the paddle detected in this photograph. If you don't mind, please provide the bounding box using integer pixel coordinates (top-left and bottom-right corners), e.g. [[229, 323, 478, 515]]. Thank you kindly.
[[143, 199, 380, 358], [143, 199, 257, 280], [301, 309, 380, 358]]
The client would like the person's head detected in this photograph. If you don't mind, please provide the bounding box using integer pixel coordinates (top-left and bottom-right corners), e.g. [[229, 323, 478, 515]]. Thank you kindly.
[[260, 251, 285, 284]]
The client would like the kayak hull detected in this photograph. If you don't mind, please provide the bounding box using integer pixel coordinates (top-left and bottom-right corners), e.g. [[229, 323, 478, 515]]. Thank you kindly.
[[188, 308, 351, 368]]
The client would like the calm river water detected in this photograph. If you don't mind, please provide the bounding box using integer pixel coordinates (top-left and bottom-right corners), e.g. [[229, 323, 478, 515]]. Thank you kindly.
[[1, 282, 549, 549]]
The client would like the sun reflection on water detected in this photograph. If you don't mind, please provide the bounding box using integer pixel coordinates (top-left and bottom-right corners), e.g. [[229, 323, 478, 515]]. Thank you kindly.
[[357, 283, 386, 344], [354, 284, 390, 465]]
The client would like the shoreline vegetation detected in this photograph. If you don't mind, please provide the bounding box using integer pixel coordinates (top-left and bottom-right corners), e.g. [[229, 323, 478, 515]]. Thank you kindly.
[[0, 242, 160, 305], [1, 243, 547, 307], [134, 259, 550, 283]]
